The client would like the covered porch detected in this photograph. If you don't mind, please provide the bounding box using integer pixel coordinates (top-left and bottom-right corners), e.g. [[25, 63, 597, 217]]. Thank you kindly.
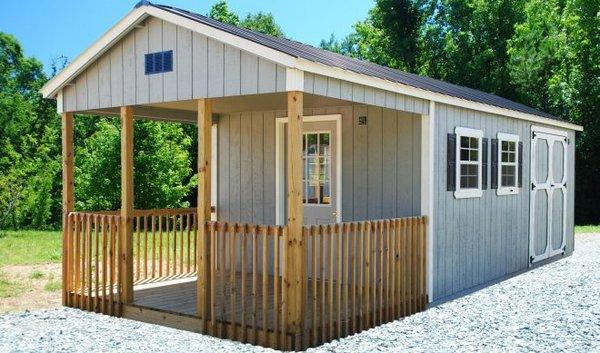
[[61, 90, 430, 350]]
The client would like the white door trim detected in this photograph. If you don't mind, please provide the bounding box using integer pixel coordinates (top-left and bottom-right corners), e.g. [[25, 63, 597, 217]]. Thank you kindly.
[[529, 125, 568, 265], [275, 114, 343, 225]]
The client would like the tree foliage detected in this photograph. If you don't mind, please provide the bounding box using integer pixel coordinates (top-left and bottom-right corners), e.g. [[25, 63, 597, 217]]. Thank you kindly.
[[208, 1, 284, 37], [0, 33, 61, 229], [75, 118, 193, 212]]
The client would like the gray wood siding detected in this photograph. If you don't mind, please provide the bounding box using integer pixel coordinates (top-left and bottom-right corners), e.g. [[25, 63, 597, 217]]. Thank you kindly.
[[303, 72, 429, 116], [63, 16, 287, 112], [217, 105, 421, 224], [432, 103, 576, 301]]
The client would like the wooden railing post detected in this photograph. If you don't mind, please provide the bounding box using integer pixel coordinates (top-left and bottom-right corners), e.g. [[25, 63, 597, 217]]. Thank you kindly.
[[61, 112, 74, 306], [120, 106, 134, 303], [197, 98, 212, 330], [285, 91, 305, 349]]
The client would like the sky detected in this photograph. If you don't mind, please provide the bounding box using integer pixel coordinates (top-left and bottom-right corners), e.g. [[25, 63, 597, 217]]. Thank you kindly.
[[0, 0, 374, 74]]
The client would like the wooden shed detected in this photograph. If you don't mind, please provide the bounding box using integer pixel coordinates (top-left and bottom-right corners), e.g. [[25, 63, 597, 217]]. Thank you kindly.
[[41, 1, 583, 350]]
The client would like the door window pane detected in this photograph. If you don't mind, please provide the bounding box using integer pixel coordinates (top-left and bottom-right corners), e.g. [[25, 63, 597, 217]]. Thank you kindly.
[[302, 132, 332, 205]]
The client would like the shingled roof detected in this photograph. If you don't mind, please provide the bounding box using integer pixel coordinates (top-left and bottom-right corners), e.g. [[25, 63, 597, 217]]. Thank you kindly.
[[143, 1, 562, 121]]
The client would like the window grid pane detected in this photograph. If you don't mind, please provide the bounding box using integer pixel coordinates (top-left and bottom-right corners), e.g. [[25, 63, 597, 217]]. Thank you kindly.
[[499, 139, 518, 188], [302, 132, 331, 205], [458, 133, 480, 190]]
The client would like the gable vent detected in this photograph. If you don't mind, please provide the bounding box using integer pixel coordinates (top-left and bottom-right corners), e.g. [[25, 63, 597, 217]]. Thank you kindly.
[[145, 50, 173, 75]]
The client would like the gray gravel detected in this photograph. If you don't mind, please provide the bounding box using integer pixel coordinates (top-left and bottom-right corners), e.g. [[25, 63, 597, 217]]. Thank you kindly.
[[2, 234, 599, 353]]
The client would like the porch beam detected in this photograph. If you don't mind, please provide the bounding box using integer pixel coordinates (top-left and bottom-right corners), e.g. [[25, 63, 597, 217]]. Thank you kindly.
[[120, 106, 134, 303], [61, 112, 74, 306], [285, 90, 305, 348], [196, 98, 212, 329]]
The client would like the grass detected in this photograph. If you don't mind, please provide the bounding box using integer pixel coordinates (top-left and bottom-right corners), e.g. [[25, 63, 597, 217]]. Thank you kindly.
[[0, 272, 28, 298], [43, 273, 61, 292], [575, 225, 600, 234], [29, 270, 45, 280], [0, 230, 62, 266]]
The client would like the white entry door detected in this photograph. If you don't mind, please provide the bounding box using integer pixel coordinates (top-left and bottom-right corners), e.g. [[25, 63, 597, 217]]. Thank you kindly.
[[529, 126, 568, 264], [276, 115, 341, 226]]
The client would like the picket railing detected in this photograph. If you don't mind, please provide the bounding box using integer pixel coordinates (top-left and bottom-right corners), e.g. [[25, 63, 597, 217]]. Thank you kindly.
[[131, 208, 197, 283], [63, 212, 121, 315], [204, 222, 287, 347], [303, 217, 427, 347], [63, 210, 427, 349]]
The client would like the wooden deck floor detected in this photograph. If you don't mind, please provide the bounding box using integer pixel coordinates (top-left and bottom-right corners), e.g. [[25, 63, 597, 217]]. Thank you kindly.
[[134, 278, 198, 316], [132, 272, 425, 336], [133, 272, 283, 331]]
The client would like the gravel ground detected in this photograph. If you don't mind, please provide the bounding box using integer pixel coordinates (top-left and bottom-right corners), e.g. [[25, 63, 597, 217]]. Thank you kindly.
[[1, 233, 599, 353]]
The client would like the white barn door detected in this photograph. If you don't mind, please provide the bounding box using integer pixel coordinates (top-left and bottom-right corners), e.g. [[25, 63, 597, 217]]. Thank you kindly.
[[529, 126, 568, 264]]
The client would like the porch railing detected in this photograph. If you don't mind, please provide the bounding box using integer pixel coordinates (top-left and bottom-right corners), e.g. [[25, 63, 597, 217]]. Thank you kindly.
[[131, 208, 197, 283], [63, 210, 427, 349], [63, 212, 121, 315]]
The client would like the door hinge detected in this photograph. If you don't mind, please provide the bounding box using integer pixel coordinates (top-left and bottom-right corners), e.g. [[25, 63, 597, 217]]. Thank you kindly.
[[531, 131, 536, 139], [530, 255, 534, 264], [531, 183, 536, 190]]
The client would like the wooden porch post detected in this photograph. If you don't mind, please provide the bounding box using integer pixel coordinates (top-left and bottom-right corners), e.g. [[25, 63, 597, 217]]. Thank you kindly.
[[120, 106, 134, 304], [196, 98, 212, 328], [61, 112, 74, 306], [286, 91, 305, 348]]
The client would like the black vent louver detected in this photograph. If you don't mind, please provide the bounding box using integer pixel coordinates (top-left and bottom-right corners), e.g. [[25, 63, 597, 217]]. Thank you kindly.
[[145, 50, 173, 75]]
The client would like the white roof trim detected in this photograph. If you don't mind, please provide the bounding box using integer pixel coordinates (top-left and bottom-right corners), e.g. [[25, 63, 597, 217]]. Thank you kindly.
[[40, 7, 148, 99], [41, 4, 583, 132]]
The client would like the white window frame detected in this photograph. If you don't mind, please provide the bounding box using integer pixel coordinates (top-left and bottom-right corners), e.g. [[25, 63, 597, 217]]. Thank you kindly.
[[497, 132, 520, 196], [454, 126, 484, 199]]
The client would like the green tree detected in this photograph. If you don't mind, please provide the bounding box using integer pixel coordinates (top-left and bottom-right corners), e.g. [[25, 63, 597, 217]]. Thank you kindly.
[[208, 0, 239, 25], [418, 0, 525, 99], [208, 0, 284, 37], [75, 118, 194, 212], [0, 33, 61, 229], [320, 0, 424, 71], [241, 12, 284, 37]]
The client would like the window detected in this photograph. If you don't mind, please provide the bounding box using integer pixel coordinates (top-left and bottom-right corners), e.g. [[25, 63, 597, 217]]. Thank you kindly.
[[302, 132, 331, 205], [145, 50, 173, 75], [455, 127, 483, 199], [497, 133, 519, 195]]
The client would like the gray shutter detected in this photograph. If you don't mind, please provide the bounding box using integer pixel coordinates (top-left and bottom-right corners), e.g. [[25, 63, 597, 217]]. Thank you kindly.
[[447, 133, 457, 191], [482, 138, 488, 190], [491, 138, 498, 189], [518, 141, 523, 187]]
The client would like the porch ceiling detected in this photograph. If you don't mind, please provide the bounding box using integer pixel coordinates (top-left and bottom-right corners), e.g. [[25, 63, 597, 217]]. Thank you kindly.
[[75, 93, 352, 123]]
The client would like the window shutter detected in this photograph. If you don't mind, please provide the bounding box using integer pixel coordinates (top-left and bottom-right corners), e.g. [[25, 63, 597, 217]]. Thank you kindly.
[[518, 141, 523, 187], [491, 138, 498, 189], [447, 133, 456, 191], [482, 138, 488, 190]]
